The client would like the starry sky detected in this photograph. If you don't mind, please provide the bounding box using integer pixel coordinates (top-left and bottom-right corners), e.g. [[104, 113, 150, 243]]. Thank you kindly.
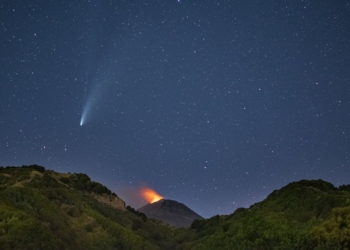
[[1, 0, 350, 218]]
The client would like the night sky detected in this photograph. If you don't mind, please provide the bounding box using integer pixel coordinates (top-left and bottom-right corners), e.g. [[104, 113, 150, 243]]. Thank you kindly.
[[1, 0, 350, 218]]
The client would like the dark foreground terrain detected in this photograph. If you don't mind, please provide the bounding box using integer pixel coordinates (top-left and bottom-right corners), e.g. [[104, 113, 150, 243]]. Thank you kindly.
[[0, 165, 349, 249], [138, 199, 204, 228]]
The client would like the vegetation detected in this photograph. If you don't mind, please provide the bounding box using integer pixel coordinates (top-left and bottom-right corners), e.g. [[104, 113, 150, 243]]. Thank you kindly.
[[0, 165, 177, 249], [1, 165, 350, 249], [179, 179, 350, 250]]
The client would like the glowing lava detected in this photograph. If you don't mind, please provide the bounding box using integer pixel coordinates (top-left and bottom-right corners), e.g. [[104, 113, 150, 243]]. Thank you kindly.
[[141, 188, 163, 203]]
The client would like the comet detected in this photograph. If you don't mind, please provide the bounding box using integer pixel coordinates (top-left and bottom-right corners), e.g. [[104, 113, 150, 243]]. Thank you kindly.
[[80, 100, 92, 126], [79, 83, 101, 126], [80, 109, 86, 126], [79, 101, 91, 126], [79, 48, 123, 127]]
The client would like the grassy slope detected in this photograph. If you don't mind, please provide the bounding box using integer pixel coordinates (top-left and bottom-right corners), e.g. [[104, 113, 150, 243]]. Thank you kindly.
[[179, 180, 350, 250], [1, 165, 350, 250], [0, 166, 179, 250]]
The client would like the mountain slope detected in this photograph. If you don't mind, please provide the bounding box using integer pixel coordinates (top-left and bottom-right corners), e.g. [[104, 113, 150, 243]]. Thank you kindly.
[[0, 165, 178, 250], [138, 199, 204, 228], [1, 165, 350, 249], [179, 179, 350, 250]]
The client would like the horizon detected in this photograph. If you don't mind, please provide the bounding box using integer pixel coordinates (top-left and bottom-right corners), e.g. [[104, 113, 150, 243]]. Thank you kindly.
[[1, 164, 347, 218], [1, 0, 349, 219]]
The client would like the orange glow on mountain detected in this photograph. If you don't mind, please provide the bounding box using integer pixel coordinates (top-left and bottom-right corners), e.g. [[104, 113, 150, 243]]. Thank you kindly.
[[140, 188, 163, 203]]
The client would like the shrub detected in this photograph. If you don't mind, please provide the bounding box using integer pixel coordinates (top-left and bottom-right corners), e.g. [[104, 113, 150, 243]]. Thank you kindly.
[[84, 223, 94, 232], [59, 177, 70, 184]]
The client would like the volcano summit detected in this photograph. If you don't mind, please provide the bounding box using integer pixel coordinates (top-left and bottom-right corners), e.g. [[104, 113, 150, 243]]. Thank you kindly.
[[138, 199, 204, 228]]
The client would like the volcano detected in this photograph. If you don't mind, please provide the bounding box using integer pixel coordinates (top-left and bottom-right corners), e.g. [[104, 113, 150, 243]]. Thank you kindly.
[[138, 199, 204, 228]]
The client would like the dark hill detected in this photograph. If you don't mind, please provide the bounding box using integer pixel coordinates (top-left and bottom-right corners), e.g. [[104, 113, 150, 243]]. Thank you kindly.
[[0, 165, 178, 250], [1, 166, 350, 249], [138, 199, 204, 228], [182, 179, 350, 250]]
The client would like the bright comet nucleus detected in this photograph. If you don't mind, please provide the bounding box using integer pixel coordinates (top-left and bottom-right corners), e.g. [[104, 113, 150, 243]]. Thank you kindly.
[[80, 82, 106, 126], [80, 108, 87, 126]]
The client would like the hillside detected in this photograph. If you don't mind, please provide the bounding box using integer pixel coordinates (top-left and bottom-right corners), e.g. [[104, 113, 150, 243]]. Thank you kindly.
[[180, 179, 350, 250], [138, 199, 204, 228], [1, 165, 350, 250], [0, 165, 178, 250]]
